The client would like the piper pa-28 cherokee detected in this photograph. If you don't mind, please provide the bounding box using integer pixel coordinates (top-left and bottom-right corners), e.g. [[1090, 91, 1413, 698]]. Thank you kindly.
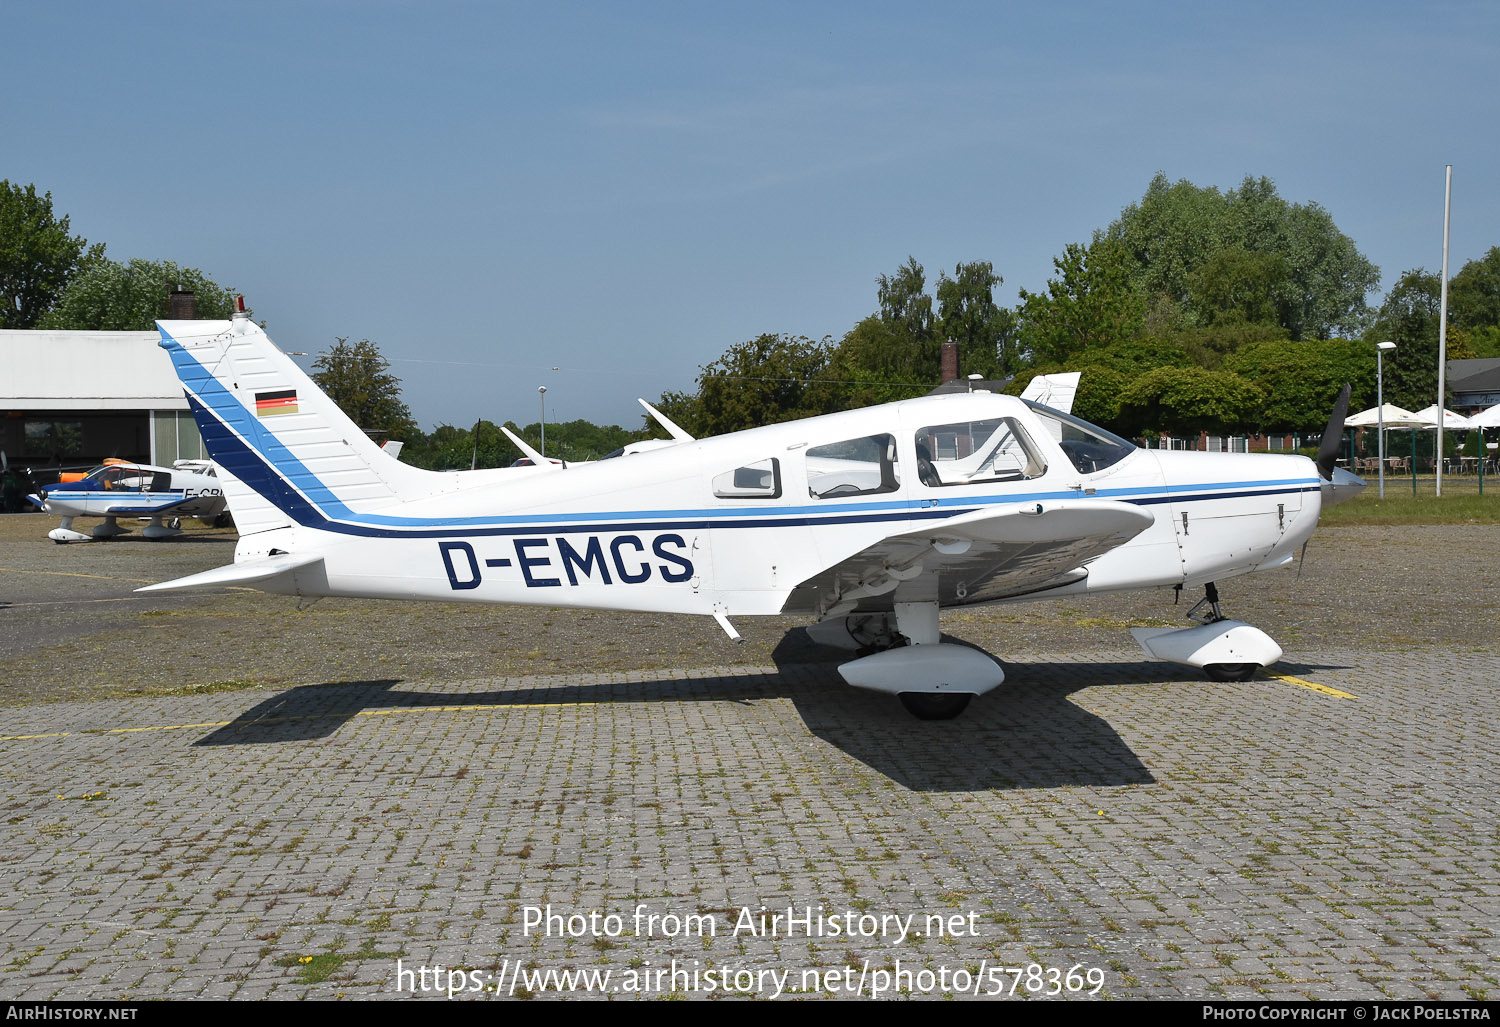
[[30, 458, 228, 543], [141, 311, 1364, 719]]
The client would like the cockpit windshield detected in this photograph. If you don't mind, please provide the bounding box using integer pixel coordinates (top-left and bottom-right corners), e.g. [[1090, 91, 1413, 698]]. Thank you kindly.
[[1023, 401, 1137, 474]]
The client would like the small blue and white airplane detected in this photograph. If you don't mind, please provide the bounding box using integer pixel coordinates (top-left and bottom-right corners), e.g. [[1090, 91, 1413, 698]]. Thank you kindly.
[[141, 311, 1363, 718], [30, 459, 228, 543]]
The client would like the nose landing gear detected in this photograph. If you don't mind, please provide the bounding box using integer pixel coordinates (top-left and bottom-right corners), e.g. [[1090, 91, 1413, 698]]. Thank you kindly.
[[1130, 581, 1282, 682]]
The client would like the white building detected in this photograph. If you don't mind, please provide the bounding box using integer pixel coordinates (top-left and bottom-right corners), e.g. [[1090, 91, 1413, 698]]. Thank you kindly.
[[0, 329, 204, 467]]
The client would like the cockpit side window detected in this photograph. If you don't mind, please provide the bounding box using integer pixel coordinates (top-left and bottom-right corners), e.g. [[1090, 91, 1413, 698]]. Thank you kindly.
[[806, 434, 900, 498], [913, 418, 1046, 487]]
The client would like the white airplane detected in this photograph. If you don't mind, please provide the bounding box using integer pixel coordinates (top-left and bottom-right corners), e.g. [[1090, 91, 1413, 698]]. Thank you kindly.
[[29, 458, 229, 543], [140, 312, 1364, 719]]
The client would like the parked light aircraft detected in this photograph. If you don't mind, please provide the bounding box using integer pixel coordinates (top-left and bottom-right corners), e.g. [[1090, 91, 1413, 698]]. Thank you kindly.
[[30, 458, 229, 543], [141, 313, 1364, 718]]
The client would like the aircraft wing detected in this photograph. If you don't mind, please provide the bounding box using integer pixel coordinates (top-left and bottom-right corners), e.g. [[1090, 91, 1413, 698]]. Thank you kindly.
[[781, 499, 1153, 617]]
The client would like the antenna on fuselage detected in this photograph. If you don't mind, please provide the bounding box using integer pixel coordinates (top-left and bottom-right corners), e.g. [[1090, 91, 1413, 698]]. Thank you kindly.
[[638, 399, 695, 442], [500, 425, 560, 471]]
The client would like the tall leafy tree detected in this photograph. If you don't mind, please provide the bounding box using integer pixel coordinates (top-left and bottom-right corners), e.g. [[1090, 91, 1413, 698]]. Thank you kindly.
[[876, 256, 934, 343], [1016, 239, 1145, 365], [1106, 172, 1227, 307], [38, 257, 238, 330], [1226, 338, 1374, 432], [1104, 173, 1379, 340], [0, 181, 104, 328], [936, 260, 1019, 379], [1449, 246, 1500, 330], [1115, 366, 1264, 438], [312, 337, 419, 441], [685, 333, 841, 437], [1366, 269, 1446, 412]]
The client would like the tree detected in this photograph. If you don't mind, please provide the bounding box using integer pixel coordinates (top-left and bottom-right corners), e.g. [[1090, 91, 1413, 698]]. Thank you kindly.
[[1185, 246, 1290, 328], [312, 338, 419, 441], [681, 333, 842, 437], [0, 181, 103, 328], [936, 260, 1020, 379], [877, 256, 934, 343], [1115, 366, 1264, 438], [1449, 246, 1500, 331], [1016, 239, 1145, 365], [1365, 270, 1447, 412], [1103, 173, 1379, 340], [38, 257, 238, 330], [827, 316, 936, 408], [1226, 338, 1374, 432], [1105, 172, 1227, 308]]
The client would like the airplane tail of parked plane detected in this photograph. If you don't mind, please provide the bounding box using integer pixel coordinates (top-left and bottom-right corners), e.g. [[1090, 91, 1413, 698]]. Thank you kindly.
[[156, 315, 432, 536]]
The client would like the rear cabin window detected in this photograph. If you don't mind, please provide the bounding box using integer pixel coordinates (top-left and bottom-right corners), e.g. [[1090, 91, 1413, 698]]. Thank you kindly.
[[913, 418, 1046, 487], [712, 458, 781, 499], [806, 434, 900, 498]]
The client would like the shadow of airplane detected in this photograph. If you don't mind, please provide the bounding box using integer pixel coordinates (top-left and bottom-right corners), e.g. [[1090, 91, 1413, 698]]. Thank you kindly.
[[192, 674, 783, 746], [769, 628, 1161, 790], [189, 625, 1286, 791]]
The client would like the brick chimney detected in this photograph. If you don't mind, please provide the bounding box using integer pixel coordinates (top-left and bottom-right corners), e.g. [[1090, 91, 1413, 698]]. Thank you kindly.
[[940, 340, 960, 384], [168, 288, 197, 320]]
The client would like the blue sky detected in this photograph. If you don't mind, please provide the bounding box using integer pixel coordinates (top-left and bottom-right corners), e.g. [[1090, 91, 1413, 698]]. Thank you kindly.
[[6, 2, 1498, 430]]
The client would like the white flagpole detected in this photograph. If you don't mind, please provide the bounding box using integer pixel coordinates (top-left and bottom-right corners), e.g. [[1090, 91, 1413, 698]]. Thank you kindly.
[[1437, 165, 1452, 497]]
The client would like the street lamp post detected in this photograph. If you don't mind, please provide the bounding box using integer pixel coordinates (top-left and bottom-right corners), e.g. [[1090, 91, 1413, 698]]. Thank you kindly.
[[1376, 341, 1396, 499], [538, 386, 547, 460]]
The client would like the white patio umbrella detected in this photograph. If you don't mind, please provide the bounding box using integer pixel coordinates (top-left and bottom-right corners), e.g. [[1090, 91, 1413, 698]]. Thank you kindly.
[[1344, 403, 1426, 428], [1413, 404, 1476, 429], [1466, 403, 1500, 428]]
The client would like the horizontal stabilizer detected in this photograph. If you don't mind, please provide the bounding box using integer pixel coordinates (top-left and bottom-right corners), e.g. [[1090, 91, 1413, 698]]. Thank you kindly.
[[136, 552, 324, 593]]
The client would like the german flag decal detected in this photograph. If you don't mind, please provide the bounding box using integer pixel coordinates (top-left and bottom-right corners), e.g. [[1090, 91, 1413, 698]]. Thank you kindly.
[[255, 390, 299, 417]]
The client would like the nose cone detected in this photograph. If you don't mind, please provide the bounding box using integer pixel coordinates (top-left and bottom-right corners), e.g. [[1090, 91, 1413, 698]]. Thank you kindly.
[[1320, 466, 1366, 508]]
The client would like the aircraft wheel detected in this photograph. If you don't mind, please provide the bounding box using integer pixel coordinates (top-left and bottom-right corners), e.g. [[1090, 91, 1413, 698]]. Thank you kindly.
[[1204, 663, 1259, 682], [53, 539, 67, 545], [898, 692, 972, 720]]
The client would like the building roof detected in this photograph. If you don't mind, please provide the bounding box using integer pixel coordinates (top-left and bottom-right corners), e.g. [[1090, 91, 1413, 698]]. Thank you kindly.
[[0, 330, 189, 411], [1449, 357, 1500, 396]]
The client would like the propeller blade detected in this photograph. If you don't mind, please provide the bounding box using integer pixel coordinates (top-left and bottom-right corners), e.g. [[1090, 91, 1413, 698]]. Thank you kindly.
[[1314, 383, 1353, 482]]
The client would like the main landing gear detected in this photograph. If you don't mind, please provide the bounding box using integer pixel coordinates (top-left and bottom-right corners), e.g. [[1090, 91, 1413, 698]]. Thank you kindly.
[[830, 602, 1004, 721], [1129, 581, 1283, 682]]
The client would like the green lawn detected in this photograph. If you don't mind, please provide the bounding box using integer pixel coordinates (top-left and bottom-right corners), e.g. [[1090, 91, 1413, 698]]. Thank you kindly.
[[1320, 481, 1500, 525]]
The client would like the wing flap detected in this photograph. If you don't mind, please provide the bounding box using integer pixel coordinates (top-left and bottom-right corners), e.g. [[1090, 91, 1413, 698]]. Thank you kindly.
[[782, 499, 1153, 616]]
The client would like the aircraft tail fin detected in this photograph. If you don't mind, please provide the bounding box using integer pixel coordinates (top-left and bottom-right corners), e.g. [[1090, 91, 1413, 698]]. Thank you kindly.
[[157, 316, 431, 535]]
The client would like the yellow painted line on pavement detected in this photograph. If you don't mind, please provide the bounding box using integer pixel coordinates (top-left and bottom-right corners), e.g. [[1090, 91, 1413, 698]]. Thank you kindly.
[[1263, 670, 1357, 699], [1, 700, 612, 742], [0, 567, 157, 584]]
